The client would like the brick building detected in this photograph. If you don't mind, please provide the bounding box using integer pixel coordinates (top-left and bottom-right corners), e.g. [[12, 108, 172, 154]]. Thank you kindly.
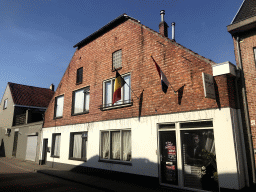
[[227, 0, 256, 186], [41, 11, 248, 191]]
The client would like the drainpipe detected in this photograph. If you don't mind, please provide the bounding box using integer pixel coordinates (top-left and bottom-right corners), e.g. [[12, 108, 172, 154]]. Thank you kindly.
[[236, 36, 256, 184]]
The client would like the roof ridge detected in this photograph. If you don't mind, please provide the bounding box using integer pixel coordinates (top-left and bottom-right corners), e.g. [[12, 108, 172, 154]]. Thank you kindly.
[[8, 82, 54, 91]]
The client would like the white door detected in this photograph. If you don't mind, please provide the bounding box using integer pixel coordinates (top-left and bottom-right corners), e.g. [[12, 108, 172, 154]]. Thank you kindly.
[[26, 136, 38, 161]]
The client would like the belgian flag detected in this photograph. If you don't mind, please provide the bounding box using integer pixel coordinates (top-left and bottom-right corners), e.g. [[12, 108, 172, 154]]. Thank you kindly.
[[113, 71, 125, 104]]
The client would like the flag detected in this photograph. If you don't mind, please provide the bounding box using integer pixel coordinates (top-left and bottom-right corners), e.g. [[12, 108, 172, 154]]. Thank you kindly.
[[151, 55, 170, 93], [113, 71, 125, 104]]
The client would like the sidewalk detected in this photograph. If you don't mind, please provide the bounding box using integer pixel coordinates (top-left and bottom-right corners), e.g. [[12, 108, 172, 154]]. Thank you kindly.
[[0, 157, 181, 192]]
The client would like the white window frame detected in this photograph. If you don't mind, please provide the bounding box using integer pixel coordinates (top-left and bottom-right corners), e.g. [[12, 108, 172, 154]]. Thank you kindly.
[[100, 129, 131, 163], [72, 87, 90, 115], [112, 50, 122, 70], [3, 99, 7, 109], [51, 133, 61, 158], [102, 73, 131, 109], [69, 132, 87, 161], [54, 95, 64, 118]]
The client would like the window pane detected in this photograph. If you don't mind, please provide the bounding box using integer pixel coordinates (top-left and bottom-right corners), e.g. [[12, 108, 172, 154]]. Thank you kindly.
[[4, 99, 7, 109], [85, 92, 90, 111], [74, 89, 84, 114], [181, 130, 218, 191], [73, 133, 82, 158], [77, 68, 83, 84], [123, 75, 131, 103], [113, 50, 122, 69], [101, 132, 109, 159], [53, 134, 61, 156], [122, 130, 131, 161], [56, 96, 64, 117], [105, 81, 112, 107], [111, 131, 120, 160]]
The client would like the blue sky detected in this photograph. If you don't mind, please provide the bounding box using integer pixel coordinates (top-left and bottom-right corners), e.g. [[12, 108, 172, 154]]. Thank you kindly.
[[0, 0, 243, 98]]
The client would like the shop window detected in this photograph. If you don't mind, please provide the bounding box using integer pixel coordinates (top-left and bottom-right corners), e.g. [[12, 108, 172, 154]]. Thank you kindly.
[[54, 95, 64, 118], [102, 74, 131, 109], [100, 129, 131, 162], [112, 50, 122, 70], [69, 132, 87, 160], [181, 129, 218, 191], [51, 133, 61, 158], [76, 67, 83, 84], [72, 87, 90, 115]]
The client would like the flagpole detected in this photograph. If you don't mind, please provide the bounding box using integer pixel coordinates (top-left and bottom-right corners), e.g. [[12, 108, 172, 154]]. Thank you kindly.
[[150, 55, 177, 94], [115, 69, 140, 100]]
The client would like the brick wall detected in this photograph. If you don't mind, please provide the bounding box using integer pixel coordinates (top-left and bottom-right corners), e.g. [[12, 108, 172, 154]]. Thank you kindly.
[[43, 19, 236, 128], [232, 28, 256, 161]]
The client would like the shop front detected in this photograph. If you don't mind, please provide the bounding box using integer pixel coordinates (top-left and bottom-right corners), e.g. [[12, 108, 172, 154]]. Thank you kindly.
[[159, 121, 221, 191]]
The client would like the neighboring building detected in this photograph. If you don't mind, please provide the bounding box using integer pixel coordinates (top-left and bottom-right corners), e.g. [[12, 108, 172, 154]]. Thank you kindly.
[[0, 82, 54, 163], [42, 11, 248, 191], [227, 0, 256, 186]]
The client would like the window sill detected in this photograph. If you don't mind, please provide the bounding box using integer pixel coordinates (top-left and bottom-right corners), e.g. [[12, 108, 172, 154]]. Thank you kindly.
[[69, 157, 87, 161], [100, 101, 133, 111], [54, 116, 63, 120], [112, 67, 122, 72], [51, 155, 60, 158], [76, 82, 82, 85], [99, 159, 132, 166], [71, 111, 89, 116]]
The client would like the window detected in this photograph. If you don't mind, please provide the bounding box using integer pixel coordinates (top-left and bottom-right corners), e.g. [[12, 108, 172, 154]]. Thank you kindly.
[[112, 50, 122, 70], [3, 99, 7, 109], [54, 95, 64, 118], [102, 74, 131, 108], [51, 133, 61, 158], [100, 129, 131, 162], [69, 132, 87, 160], [76, 67, 83, 84], [72, 87, 90, 115]]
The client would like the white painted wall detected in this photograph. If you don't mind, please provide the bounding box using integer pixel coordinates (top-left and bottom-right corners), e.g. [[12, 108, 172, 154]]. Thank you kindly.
[[41, 107, 247, 189]]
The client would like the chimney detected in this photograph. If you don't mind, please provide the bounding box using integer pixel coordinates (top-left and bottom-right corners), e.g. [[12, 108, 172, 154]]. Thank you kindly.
[[159, 10, 169, 37], [172, 22, 175, 41], [49, 84, 55, 91]]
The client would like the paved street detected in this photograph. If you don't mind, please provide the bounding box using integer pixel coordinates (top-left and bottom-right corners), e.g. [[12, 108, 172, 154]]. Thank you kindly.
[[0, 160, 105, 192]]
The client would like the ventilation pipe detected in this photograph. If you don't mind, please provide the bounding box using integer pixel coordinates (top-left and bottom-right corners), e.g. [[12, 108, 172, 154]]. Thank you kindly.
[[172, 22, 175, 41]]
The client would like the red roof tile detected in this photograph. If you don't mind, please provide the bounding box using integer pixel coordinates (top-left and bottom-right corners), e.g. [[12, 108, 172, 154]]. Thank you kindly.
[[8, 82, 54, 108]]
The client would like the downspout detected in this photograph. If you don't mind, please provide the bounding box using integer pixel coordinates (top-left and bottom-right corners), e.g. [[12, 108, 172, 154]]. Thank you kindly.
[[236, 36, 256, 183]]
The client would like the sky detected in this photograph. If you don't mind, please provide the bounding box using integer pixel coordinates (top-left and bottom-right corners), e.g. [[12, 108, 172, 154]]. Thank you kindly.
[[0, 0, 243, 99]]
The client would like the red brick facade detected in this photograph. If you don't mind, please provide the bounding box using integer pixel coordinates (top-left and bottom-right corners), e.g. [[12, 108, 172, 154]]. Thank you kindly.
[[43, 18, 236, 128], [232, 29, 256, 161]]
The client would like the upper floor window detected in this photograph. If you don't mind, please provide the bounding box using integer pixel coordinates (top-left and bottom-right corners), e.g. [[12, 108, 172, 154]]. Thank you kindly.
[[76, 67, 83, 84], [54, 95, 64, 118], [72, 87, 90, 115], [112, 50, 122, 70], [3, 99, 7, 109], [102, 73, 131, 109]]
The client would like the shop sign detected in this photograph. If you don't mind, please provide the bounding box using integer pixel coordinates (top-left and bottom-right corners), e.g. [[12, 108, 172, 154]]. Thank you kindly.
[[202, 72, 216, 99]]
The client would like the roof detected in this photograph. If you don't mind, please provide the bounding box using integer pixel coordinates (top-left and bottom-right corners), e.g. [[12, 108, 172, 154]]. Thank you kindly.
[[73, 13, 214, 65], [227, 0, 256, 35], [8, 82, 54, 108], [232, 0, 256, 24], [73, 13, 140, 49]]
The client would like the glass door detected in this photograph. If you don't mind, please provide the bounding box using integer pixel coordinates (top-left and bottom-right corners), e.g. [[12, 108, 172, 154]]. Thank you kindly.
[[159, 131, 178, 185]]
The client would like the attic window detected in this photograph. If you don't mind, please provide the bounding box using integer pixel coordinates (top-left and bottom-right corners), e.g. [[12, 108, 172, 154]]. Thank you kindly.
[[3, 99, 7, 109], [76, 67, 83, 84], [112, 50, 122, 70]]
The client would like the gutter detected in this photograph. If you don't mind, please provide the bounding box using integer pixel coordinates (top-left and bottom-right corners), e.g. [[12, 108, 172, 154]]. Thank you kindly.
[[13, 104, 47, 110], [236, 36, 256, 184]]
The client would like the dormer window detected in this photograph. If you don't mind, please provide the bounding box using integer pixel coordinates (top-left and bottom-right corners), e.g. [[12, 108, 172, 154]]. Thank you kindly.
[[112, 50, 122, 70], [76, 67, 83, 84], [3, 99, 7, 109]]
